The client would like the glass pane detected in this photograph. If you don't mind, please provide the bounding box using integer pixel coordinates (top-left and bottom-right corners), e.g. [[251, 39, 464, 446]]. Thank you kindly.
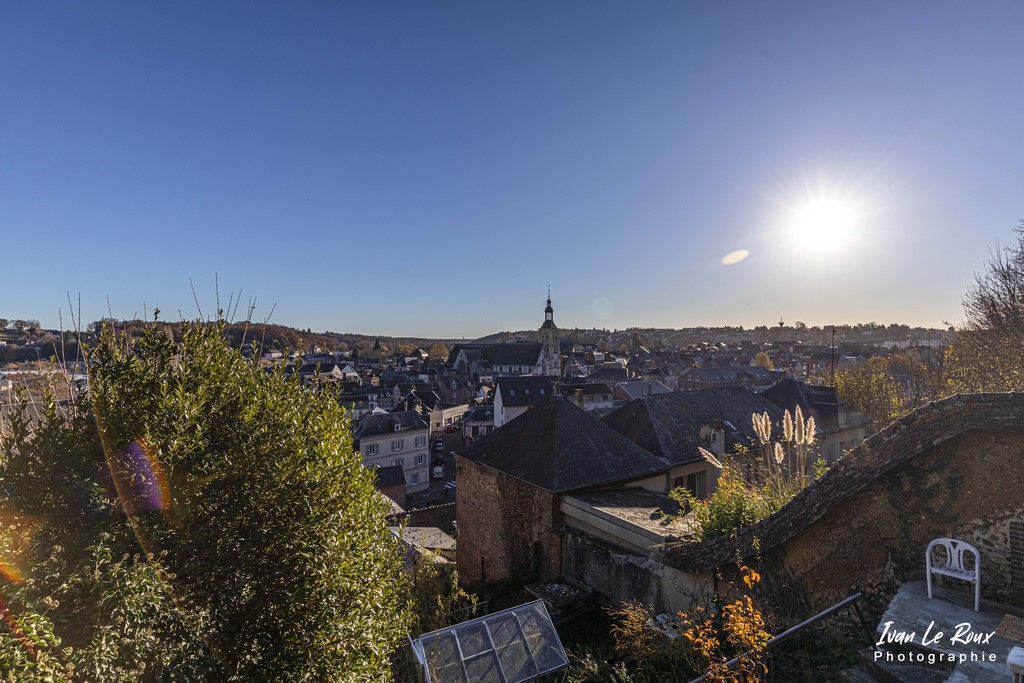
[[464, 651, 503, 683], [420, 632, 465, 683], [489, 614, 537, 683], [519, 605, 568, 673], [455, 621, 491, 658]]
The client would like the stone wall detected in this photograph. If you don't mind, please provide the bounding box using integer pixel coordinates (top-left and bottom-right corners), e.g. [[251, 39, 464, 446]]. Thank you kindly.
[[455, 457, 561, 586], [952, 503, 1024, 603], [562, 528, 708, 615], [664, 393, 1024, 620]]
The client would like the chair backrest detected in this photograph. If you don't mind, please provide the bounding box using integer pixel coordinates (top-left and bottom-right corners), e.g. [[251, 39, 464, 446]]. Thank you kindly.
[[927, 537, 979, 573]]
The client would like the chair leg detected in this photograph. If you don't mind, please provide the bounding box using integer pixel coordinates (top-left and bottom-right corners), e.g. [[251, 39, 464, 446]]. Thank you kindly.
[[927, 570, 932, 599]]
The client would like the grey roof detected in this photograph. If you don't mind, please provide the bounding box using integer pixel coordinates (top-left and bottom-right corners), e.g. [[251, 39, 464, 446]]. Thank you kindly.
[[483, 343, 543, 367], [374, 464, 407, 488], [354, 410, 428, 439], [496, 376, 557, 408], [760, 378, 872, 433], [460, 396, 671, 492], [462, 406, 494, 422], [614, 380, 672, 400], [587, 366, 630, 382], [390, 526, 457, 552], [602, 387, 787, 466], [394, 389, 445, 412], [562, 383, 613, 397], [682, 366, 772, 383]]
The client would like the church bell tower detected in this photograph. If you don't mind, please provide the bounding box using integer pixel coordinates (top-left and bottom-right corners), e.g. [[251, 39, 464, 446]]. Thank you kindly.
[[539, 288, 560, 377]]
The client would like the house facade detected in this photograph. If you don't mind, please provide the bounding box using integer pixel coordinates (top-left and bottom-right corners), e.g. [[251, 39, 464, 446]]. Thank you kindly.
[[493, 375, 557, 428], [353, 410, 431, 493]]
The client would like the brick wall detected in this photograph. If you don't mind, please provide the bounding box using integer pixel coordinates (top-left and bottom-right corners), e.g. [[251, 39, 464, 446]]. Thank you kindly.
[[665, 393, 1024, 618], [455, 457, 561, 586]]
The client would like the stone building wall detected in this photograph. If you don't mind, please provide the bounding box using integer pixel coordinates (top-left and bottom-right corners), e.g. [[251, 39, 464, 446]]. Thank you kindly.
[[455, 457, 561, 586], [952, 502, 1024, 603], [665, 394, 1024, 620]]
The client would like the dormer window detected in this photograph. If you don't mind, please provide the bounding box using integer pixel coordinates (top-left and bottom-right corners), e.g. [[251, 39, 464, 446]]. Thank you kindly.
[[394, 424, 401, 432]]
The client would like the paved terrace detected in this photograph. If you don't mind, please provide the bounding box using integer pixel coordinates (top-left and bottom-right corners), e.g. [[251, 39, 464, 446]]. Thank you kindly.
[[875, 580, 1024, 682]]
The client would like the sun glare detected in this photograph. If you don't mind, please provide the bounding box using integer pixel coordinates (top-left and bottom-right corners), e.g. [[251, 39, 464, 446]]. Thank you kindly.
[[790, 198, 858, 251]]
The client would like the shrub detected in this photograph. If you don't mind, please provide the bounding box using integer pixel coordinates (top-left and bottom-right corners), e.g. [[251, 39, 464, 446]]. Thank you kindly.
[[0, 321, 407, 681]]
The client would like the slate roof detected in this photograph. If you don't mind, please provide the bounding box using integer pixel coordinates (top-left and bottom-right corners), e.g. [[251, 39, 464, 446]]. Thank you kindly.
[[496, 375, 557, 408], [459, 396, 671, 492], [563, 383, 613, 397], [353, 410, 429, 439], [682, 366, 772, 383], [614, 380, 672, 400], [374, 464, 407, 488], [462, 406, 494, 423], [587, 366, 630, 382], [602, 387, 787, 466], [394, 389, 446, 412], [482, 343, 543, 367], [761, 379, 872, 433]]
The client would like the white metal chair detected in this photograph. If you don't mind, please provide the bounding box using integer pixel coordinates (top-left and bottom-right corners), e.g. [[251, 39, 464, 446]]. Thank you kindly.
[[926, 537, 980, 612], [1009, 646, 1024, 683]]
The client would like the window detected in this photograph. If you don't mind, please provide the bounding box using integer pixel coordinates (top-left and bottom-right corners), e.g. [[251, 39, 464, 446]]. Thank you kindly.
[[364, 443, 378, 456], [411, 473, 420, 485], [394, 423, 401, 432], [415, 454, 426, 465], [392, 458, 404, 467], [414, 435, 426, 447], [392, 439, 403, 452]]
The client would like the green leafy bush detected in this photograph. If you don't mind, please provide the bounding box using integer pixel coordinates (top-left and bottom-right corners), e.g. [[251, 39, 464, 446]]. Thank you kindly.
[[0, 322, 407, 681]]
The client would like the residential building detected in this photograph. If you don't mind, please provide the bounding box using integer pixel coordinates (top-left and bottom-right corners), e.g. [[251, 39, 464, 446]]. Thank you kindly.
[[760, 378, 871, 463], [353, 410, 431, 493], [677, 365, 772, 391], [613, 379, 672, 401], [461, 405, 494, 442], [493, 375, 557, 428], [563, 383, 615, 412], [602, 387, 786, 499], [456, 397, 678, 585]]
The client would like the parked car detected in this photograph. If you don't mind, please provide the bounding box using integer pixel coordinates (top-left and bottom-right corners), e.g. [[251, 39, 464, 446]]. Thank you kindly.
[[432, 465, 445, 480], [433, 454, 445, 466], [444, 424, 459, 433], [433, 440, 445, 453]]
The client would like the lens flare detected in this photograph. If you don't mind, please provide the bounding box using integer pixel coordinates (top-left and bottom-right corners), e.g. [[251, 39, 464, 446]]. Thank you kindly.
[[721, 249, 750, 266], [592, 297, 614, 320], [107, 439, 171, 514], [0, 506, 44, 584], [0, 594, 38, 659]]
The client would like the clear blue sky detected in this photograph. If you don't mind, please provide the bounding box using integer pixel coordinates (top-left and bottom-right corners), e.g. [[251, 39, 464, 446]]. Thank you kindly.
[[2, 1, 1022, 338]]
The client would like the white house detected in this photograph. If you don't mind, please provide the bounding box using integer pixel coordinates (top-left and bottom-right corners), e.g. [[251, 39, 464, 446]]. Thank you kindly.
[[353, 411, 431, 493]]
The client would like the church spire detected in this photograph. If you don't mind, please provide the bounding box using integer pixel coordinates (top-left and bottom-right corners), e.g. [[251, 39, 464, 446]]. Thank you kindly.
[[539, 288, 560, 377]]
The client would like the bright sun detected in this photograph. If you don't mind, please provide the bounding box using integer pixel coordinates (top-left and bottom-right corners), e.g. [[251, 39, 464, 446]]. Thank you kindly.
[[790, 198, 858, 251]]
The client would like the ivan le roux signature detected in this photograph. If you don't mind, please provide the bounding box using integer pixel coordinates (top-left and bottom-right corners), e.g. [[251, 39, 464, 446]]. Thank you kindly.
[[877, 620, 996, 647]]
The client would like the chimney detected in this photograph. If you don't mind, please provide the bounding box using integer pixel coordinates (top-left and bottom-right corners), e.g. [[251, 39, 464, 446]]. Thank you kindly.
[[710, 419, 725, 458]]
